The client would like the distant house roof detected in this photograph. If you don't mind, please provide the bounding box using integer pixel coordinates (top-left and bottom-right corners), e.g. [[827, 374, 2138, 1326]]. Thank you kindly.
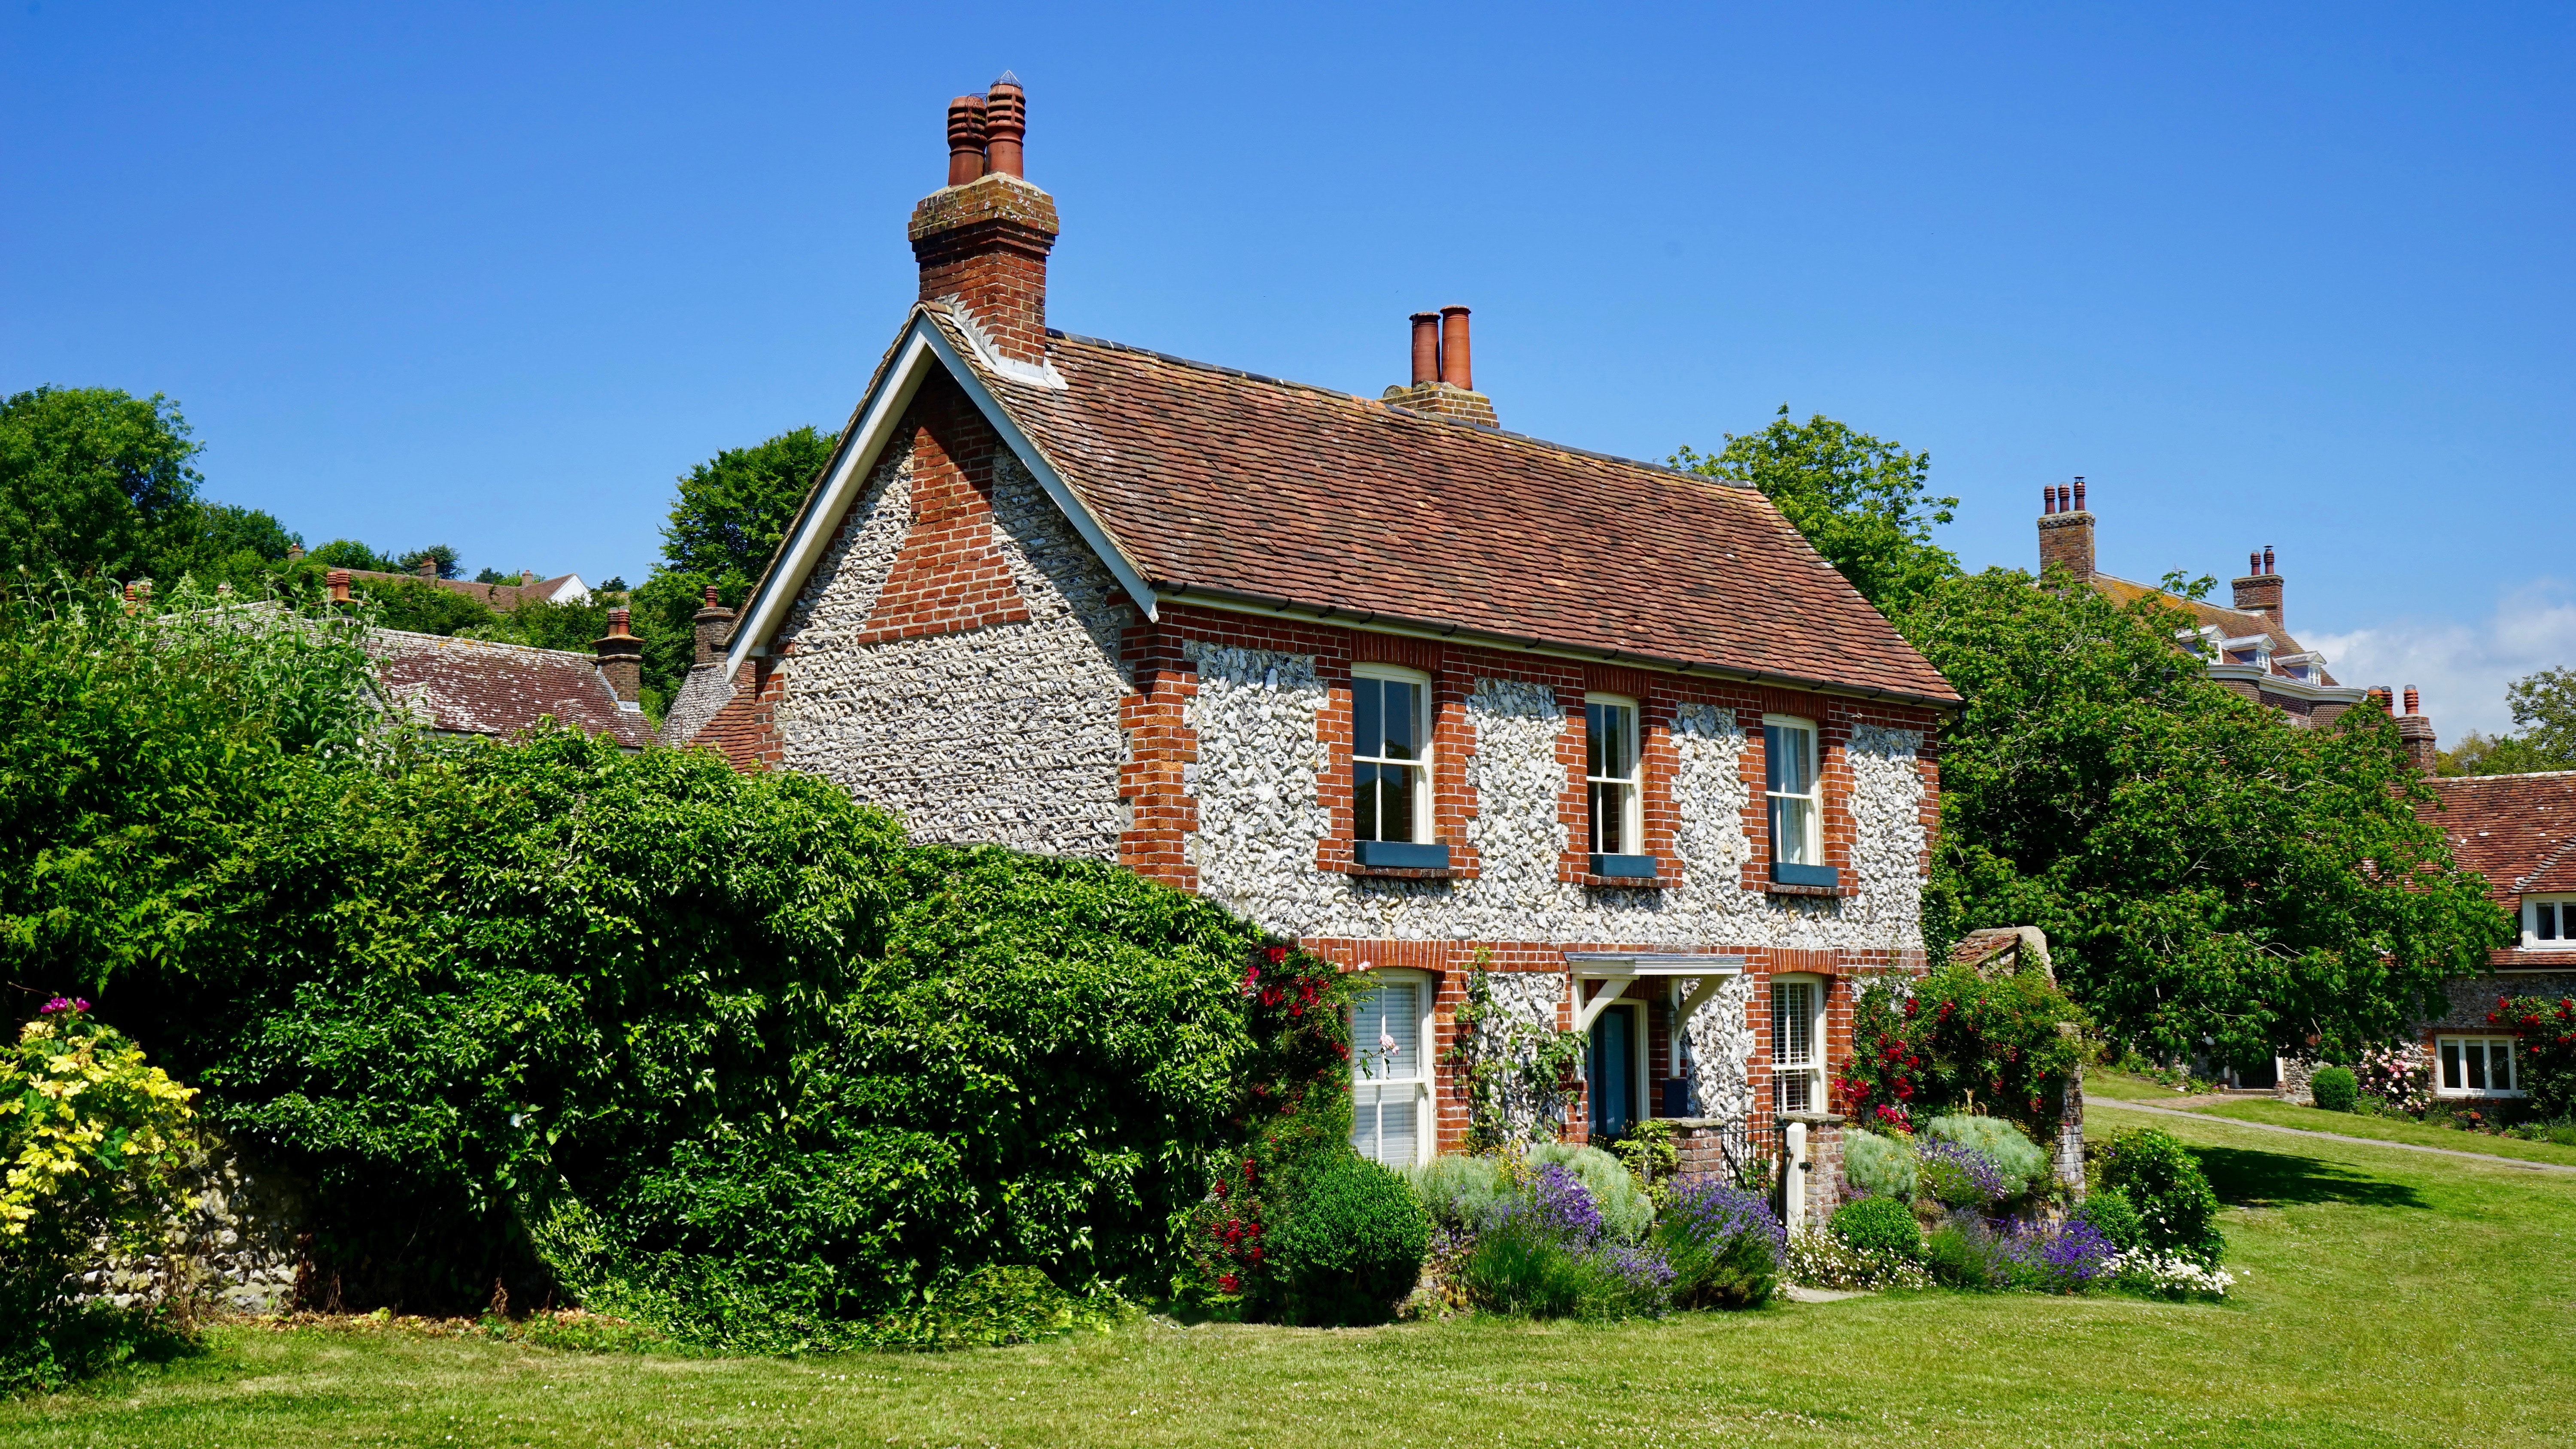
[[364, 628, 651, 749], [343, 568, 590, 612], [2424, 770, 2576, 967], [2087, 573, 2342, 685], [728, 306, 1959, 709]]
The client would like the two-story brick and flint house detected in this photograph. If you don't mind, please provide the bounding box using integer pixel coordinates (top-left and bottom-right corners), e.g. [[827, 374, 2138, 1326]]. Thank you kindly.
[[665, 80, 1961, 1192]]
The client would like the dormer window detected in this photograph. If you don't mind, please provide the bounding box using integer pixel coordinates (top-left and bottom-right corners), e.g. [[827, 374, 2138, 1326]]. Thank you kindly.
[[2524, 896, 2576, 949]]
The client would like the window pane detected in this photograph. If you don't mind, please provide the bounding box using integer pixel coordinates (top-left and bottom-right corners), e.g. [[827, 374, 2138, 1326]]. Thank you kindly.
[[1353, 679, 1381, 762], [2541, 903, 2559, 941], [1374, 982, 1419, 1079], [1602, 705, 1632, 780], [1354, 762, 1379, 840], [1587, 702, 1607, 779], [1772, 795, 1814, 865], [2467, 1040, 2488, 1090], [1375, 1091, 1418, 1165], [1773, 982, 1813, 1067], [2492, 1041, 2515, 1091], [2441, 1040, 2461, 1090], [1380, 767, 1417, 842], [1590, 782, 1628, 854], [1382, 681, 1419, 760], [1766, 724, 1813, 795]]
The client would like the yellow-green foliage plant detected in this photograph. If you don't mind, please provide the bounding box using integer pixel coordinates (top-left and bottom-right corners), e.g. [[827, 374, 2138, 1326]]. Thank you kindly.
[[2, 1000, 199, 1390]]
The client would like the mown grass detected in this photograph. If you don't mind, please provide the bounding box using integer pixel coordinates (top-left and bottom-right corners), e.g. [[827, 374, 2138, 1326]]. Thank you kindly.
[[9, 1103, 2573, 1448], [2192, 1096, 2576, 1170], [2081, 1067, 2210, 1102]]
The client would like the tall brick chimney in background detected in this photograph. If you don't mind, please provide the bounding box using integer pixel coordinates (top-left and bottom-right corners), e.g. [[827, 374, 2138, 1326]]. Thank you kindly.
[[1382, 305, 1500, 428], [594, 607, 642, 704], [910, 75, 1059, 368], [2035, 476, 2096, 581], [2232, 544, 2284, 633], [2397, 685, 2437, 773], [693, 585, 736, 668]]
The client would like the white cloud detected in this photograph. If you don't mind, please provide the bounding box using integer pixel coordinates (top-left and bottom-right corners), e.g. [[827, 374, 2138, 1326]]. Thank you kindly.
[[2305, 580, 2576, 740]]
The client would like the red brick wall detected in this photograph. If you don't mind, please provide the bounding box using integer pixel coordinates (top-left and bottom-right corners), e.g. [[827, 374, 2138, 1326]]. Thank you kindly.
[[855, 375, 1031, 646]]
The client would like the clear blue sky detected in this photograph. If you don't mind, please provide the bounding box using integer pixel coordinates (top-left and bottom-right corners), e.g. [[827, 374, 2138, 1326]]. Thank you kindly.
[[8, 3, 2570, 733]]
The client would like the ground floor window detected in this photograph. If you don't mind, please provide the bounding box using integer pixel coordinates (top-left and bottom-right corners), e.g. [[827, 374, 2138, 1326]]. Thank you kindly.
[[2436, 1035, 2524, 1097], [1351, 971, 1432, 1166], [1772, 975, 1825, 1113]]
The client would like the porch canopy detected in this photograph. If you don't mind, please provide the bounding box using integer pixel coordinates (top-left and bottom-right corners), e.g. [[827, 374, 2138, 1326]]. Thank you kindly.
[[1562, 952, 1747, 1033]]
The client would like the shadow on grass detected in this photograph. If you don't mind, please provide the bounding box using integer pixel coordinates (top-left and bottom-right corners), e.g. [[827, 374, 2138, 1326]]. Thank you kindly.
[[2191, 1146, 2428, 1211]]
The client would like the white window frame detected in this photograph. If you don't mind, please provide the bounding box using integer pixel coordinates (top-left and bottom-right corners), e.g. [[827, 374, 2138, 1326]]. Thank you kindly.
[[1351, 970, 1435, 1166], [1762, 714, 1821, 868], [1583, 995, 1650, 1142], [2435, 1035, 2525, 1099], [1584, 692, 1643, 856], [1350, 664, 1433, 845], [1771, 973, 1827, 1114], [2521, 895, 2576, 950]]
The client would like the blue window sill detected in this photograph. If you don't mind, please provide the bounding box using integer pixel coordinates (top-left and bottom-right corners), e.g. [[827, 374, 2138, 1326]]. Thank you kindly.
[[1355, 840, 1450, 870], [1770, 861, 1840, 888], [1589, 853, 1659, 879]]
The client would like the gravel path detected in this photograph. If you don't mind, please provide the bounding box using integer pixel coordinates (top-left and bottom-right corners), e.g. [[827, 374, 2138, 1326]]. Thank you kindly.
[[2091, 1096, 2576, 1176]]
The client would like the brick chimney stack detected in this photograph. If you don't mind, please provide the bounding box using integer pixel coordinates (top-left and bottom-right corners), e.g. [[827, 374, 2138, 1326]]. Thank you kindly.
[[2231, 544, 2284, 633], [2036, 476, 2096, 581], [594, 606, 642, 704], [693, 585, 736, 668], [1381, 305, 1499, 428], [910, 75, 1059, 368], [2396, 684, 2436, 773], [415, 556, 440, 580], [327, 569, 351, 604]]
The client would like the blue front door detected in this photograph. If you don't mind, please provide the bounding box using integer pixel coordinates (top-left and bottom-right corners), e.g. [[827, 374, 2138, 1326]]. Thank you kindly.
[[1589, 1006, 1635, 1140]]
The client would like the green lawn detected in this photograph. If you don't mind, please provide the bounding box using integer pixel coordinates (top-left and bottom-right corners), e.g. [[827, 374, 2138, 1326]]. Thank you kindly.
[[11, 1103, 2573, 1448], [2081, 1067, 2210, 1102], [2192, 1097, 2576, 1170]]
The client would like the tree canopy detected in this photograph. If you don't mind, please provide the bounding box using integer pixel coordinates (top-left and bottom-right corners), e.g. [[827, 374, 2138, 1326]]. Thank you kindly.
[[0, 387, 206, 584], [631, 424, 837, 715], [1674, 405, 1960, 616], [1898, 567, 2511, 1064]]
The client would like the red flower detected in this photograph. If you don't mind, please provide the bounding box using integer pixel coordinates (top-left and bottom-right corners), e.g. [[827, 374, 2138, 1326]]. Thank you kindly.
[[1218, 1273, 1240, 1294], [1265, 946, 1288, 965], [1213, 1178, 1230, 1200], [1246, 1246, 1264, 1264]]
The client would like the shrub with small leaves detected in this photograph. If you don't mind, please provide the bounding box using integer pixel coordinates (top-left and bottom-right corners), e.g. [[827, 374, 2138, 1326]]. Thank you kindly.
[[1841, 1127, 1918, 1201], [2071, 1185, 2144, 1254], [1829, 1195, 1923, 1263], [2093, 1128, 2223, 1265], [2309, 1065, 2359, 1113]]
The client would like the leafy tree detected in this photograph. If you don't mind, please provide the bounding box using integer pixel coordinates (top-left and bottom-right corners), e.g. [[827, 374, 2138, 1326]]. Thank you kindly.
[[472, 567, 517, 585], [1674, 405, 1959, 615], [632, 425, 837, 712], [2444, 667, 2576, 775], [1899, 567, 2511, 1064], [469, 597, 611, 654], [0, 387, 204, 584], [353, 576, 497, 636], [395, 544, 462, 580], [304, 539, 398, 573]]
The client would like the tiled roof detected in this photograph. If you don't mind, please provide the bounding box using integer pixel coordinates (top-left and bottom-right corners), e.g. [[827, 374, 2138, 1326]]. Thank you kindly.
[[365, 629, 652, 749], [345, 569, 588, 612], [940, 314, 1957, 705], [2423, 771, 2576, 891], [2087, 574, 2340, 685]]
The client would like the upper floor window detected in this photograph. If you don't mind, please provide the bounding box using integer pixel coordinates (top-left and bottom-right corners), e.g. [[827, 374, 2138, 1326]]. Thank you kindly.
[[1585, 695, 1641, 856], [2436, 1035, 2524, 1098], [1352, 667, 1431, 845], [2524, 896, 2576, 949], [1764, 715, 1820, 868]]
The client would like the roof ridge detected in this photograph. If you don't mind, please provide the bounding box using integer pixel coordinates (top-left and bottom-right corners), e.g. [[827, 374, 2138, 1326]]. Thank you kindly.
[[1043, 329, 1752, 490], [2516, 830, 2576, 892], [2437, 768, 2576, 784], [370, 627, 601, 663]]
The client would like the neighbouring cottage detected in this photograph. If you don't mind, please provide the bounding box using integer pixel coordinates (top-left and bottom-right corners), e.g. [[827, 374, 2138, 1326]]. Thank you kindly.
[[668, 81, 1961, 1211], [327, 568, 654, 751], [303, 552, 594, 611]]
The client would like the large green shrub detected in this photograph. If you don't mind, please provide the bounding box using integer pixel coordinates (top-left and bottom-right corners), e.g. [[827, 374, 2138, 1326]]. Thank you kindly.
[[1841, 1128, 1917, 1200], [2093, 1128, 2224, 1264], [2309, 1065, 2360, 1113], [1525, 1143, 1652, 1241], [1923, 1114, 2048, 1196], [1267, 1155, 1430, 1326], [1829, 1195, 1923, 1262]]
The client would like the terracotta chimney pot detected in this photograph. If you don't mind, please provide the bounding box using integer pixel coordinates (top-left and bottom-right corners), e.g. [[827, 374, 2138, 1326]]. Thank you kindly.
[[328, 569, 352, 603], [2040, 485, 2055, 515], [947, 95, 989, 186], [984, 77, 1027, 179], [1410, 312, 1440, 386], [2072, 476, 2087, 511], [1437, 306, 1473, 390]]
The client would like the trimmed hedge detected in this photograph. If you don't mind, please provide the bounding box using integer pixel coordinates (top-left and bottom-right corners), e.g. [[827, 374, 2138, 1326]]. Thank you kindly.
[[2310, 1065, 2359, 1113], [1268, 1155, 1430, 1326]]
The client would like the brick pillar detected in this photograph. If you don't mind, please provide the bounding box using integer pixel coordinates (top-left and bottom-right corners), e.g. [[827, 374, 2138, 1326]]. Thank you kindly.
[[1783, 1112, 1846, 1230]]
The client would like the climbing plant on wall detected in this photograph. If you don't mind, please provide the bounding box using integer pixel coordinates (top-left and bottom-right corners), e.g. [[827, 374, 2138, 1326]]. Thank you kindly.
[[1442, 955, 1585, 1154]]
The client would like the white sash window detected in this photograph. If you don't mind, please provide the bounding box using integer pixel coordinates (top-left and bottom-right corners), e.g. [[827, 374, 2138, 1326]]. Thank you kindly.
[[1771, 975, 1825, 1113], [1351, 972, 1432, 1166], [2436, 1036, 2524, 1098]]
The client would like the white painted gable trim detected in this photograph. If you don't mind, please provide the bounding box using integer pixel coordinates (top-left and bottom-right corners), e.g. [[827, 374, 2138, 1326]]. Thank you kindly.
[[726, 314, 1157, 677]]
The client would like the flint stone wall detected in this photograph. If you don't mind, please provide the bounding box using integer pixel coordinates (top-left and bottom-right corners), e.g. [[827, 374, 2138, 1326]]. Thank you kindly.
[[768, 440, 1133, 858], [82, 1138, 306, 1314], [1179, 644, 1929, 954]]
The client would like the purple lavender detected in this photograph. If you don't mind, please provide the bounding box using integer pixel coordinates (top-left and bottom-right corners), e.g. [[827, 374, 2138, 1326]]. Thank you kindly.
[[1661, 1176, 1788, 1267], [1919, 1140, 2012, 1206], [1521, 1163, 1606, 1246], [2002, 1219, 2116, 1292], [1600, 1242, 1678, 1294]]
